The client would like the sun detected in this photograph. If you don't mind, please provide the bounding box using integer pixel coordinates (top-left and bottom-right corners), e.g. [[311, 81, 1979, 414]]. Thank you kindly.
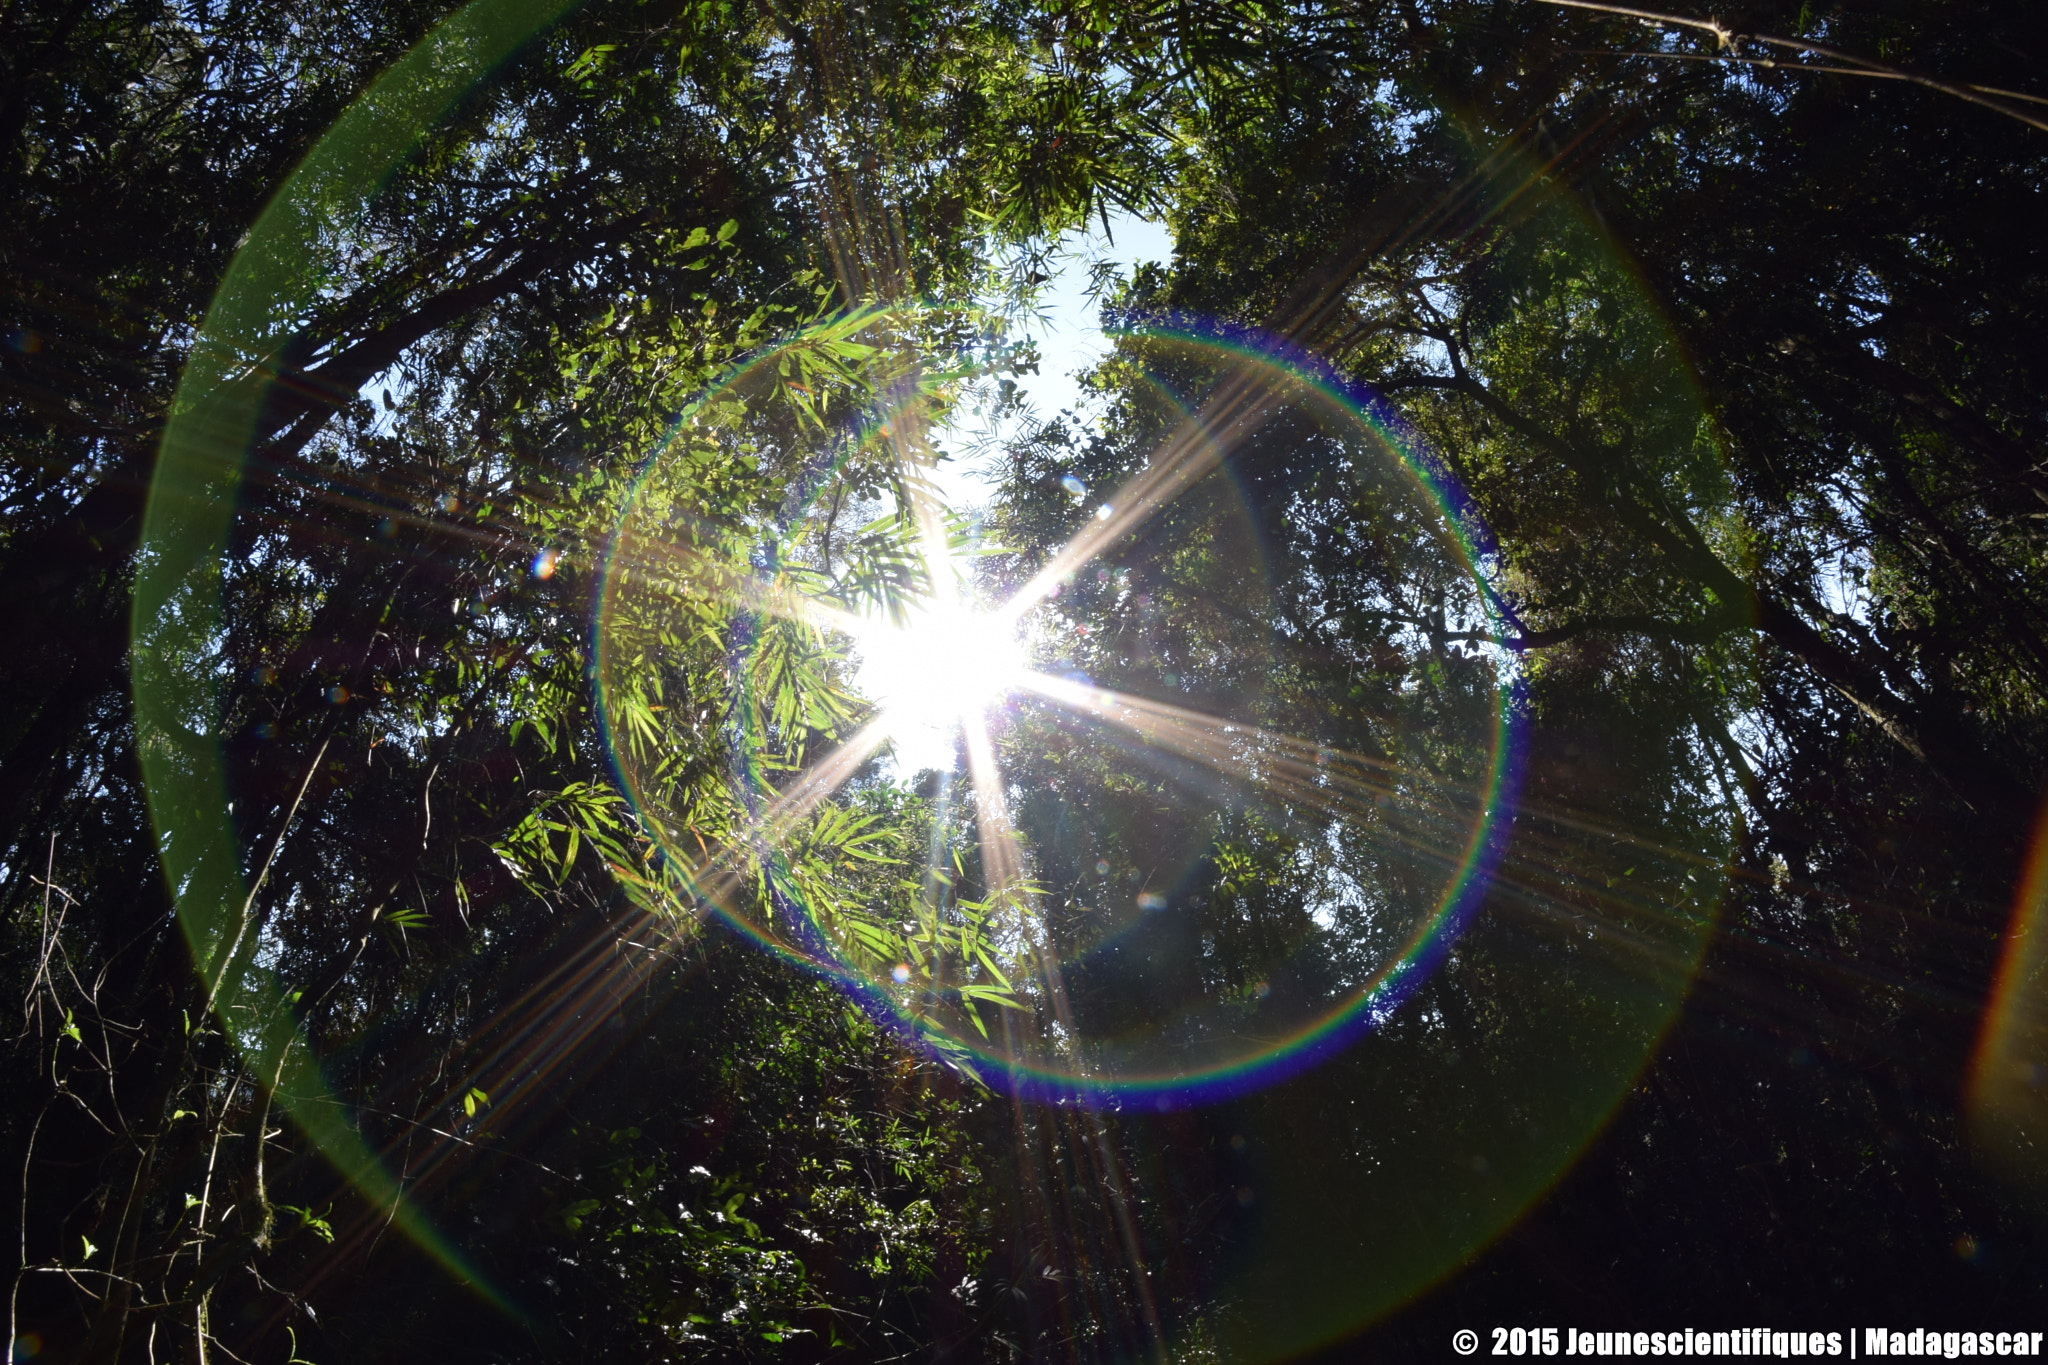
[[853, 597, 1031, 773]]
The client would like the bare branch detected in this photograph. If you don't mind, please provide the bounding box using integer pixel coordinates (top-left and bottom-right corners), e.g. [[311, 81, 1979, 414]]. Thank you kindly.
[[1536, 0, 2048, 133]]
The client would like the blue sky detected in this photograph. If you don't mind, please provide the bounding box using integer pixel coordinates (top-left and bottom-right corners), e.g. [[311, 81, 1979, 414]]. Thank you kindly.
[[928, 213, 1174, 510]]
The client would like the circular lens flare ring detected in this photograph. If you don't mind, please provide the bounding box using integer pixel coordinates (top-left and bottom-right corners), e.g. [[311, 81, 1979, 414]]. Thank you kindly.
[[595, 314, 1525, 1109]]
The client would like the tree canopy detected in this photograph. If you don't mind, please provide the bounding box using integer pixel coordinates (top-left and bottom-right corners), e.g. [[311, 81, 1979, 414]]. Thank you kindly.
[[3, 0, 2045, 1361]]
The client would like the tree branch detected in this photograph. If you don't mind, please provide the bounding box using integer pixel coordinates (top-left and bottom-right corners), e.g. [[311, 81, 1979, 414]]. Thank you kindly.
[[253, 208, 664, 454], [1536, 0, 2048, 134], [1398, 366, 2025, 811]]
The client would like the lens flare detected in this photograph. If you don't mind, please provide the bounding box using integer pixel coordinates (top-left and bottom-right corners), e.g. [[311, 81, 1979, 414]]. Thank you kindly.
[[595, 314, 1525, 1109], [852, 592, 1030, 773], [1970, 795, 2048, 1184], [132, 0, 588, 1315], [136, 1, 1737, 1342]]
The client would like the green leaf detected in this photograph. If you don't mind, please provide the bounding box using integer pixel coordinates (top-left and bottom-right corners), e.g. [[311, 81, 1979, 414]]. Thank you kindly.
[[560, 1197, 601, 1234], [564, 43, 617, 82], [279, 1204, 335, 1243]]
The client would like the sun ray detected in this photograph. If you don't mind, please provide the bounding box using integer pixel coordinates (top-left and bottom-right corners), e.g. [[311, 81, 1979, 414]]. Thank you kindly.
[[682, 716, 894, 935], [961, 708, 1087, 1067], [592, 313, 1551, 1108], [995, 353, 1291, 626], [1016, 672, 1503, 846]]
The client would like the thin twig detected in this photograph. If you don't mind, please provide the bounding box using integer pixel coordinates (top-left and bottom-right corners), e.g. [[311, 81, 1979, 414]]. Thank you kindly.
[[1578, 47, 2048, 107], [1571, 47, 1914, 79], [9, 1104, 48, 1365], [21, 834, 72, 1043], [1537, 0, 2048, 134], [201, 734, 333, 1023]]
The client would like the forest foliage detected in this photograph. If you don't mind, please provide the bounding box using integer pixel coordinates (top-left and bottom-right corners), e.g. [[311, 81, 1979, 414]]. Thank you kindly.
[[2, 0, 2045, 1361]]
